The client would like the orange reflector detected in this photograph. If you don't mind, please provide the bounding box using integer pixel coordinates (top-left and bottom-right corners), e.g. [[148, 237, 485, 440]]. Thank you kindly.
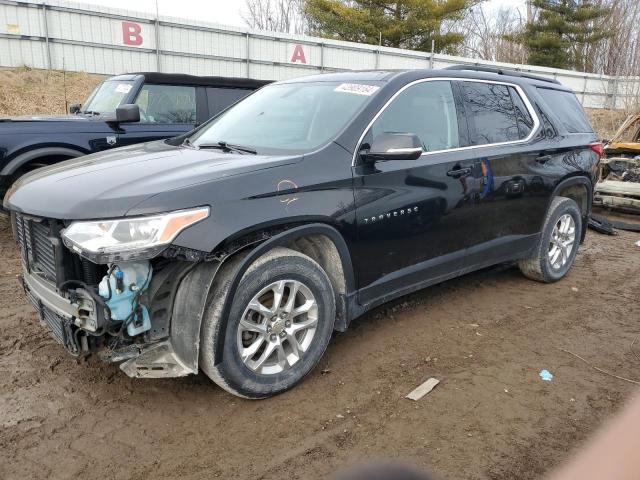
[[159, 209, 209, 243]]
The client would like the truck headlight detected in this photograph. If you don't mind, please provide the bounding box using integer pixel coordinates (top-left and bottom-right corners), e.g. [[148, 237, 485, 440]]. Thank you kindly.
[[61, 207, 209, 263]]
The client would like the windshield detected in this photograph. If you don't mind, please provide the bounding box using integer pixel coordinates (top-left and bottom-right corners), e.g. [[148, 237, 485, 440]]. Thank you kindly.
[[190, 81, 381, 154], [82, 80, 135, 114]]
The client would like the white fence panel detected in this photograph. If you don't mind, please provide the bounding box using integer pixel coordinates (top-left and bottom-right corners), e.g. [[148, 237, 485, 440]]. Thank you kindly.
[[1, 0, 640, 109]]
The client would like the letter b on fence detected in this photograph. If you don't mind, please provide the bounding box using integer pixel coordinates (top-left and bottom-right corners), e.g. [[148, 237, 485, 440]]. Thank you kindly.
[[122, 21, 143, 46]]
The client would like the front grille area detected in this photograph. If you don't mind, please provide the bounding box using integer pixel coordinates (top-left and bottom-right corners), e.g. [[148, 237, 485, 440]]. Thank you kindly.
[[14, 213, 77, 352], [14, 213, 58, 282], [42, 308, 68, 345], [23, 281, 75, 351]]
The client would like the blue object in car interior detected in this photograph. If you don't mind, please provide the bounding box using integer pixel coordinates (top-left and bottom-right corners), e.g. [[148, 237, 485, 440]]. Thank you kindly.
[[98, 261, 152, 336]]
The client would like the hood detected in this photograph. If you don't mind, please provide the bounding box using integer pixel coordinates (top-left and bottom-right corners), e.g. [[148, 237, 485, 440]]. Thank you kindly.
[[4, 140, 299, 219], [0, 114, 112, 135], [0, 114, 104, 122]]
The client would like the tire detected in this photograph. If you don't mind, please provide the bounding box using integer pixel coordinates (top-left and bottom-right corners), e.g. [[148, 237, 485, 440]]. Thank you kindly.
[[200, 247, 336, 399], [518, 196, 582, 283]]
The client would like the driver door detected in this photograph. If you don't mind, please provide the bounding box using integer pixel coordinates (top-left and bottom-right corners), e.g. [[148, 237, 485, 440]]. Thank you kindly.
[[351, 80, 487, 304]]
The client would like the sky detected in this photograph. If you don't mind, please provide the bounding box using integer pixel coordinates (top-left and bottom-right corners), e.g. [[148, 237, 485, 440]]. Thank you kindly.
[[73, 0, 528, 29]]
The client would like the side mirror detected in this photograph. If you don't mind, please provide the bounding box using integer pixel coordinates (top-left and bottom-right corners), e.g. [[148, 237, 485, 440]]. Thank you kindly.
[[115, 104, 140, 123], [361, 133, 423, 162], [69, 103, 81, 114]]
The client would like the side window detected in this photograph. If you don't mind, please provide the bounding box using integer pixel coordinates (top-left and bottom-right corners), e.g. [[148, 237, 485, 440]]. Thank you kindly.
[[536, 87, 593, 133], [459, 81, 519, 145], [134, 84, 196, 124], [509, 86, 535, 139], [207, 87, 252, 116], [370, 80, 460, 152]]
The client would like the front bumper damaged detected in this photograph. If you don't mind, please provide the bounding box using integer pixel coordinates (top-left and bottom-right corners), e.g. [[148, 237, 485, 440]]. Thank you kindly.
[[20, 265, 207, 379]]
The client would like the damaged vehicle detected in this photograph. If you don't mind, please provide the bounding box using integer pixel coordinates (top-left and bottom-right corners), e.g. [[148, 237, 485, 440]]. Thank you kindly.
[[4, 67, 601, 398], [595, 114, 640, 213]]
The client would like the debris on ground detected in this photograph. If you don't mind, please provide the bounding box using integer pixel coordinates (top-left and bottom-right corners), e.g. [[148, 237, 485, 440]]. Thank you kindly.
[[587, 214, 618, 235], [596, 114, 640, 214], [588, 213, 640, 234], [594, 157, 640, 214], [406, 378, 440, 401], [539, 370, 554, 382]]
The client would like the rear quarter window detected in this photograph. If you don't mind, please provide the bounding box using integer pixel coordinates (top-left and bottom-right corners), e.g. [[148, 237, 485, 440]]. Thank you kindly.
[[536, 88, 593, 133]]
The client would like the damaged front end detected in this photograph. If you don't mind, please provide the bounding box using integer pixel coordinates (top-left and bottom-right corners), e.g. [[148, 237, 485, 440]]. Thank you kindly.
[[595, 114, 640, 213], [12, 210, 215, 378]]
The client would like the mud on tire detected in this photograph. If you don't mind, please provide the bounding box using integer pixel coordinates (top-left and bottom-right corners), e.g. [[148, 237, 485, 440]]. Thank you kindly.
[[518, 196, 582, 283], [199, 247, 335, 399]]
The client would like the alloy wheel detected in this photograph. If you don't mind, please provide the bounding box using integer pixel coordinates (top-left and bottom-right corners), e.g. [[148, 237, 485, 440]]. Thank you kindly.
[[237, 280, 318, 375], [548, 213, 576, 270]]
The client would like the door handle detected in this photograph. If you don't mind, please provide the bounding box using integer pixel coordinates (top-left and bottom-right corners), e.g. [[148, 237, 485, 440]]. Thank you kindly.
[[447, 167, 471, 178]]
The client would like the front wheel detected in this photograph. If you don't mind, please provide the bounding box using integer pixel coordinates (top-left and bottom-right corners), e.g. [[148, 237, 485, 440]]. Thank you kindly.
[[519, 196, 582, 283], [200, 247, 336, 399]]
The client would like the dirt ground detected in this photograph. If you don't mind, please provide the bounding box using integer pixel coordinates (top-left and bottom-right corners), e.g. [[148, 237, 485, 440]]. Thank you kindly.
[[1, 213, 639, 480]]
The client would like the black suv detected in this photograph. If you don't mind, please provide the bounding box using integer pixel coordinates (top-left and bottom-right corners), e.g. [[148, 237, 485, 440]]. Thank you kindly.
[[4, 67, 601, 398], [0, 72, 270, 199]]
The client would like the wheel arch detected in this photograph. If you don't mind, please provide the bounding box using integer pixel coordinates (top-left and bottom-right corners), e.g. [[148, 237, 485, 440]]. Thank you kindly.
[[548, 175, 593, 243], [1, 146, 86, 177], [170, 223, 356, 371], [210, 223, 355, 365]]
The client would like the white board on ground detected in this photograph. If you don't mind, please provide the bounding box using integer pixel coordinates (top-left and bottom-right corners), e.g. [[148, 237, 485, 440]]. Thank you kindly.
[[406, 378, 440, 401]]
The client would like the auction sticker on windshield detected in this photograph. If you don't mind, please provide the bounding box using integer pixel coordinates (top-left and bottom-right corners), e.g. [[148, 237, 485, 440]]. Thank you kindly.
[[115, 83, 133, 94], [334, 83, 380, 96]]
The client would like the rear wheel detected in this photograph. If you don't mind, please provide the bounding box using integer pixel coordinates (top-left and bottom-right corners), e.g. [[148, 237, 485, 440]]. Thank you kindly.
[[519, 196, 582, 283], [200, 247, 335, 399]]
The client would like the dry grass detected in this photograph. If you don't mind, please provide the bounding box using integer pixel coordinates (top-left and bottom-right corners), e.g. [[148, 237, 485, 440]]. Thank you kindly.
[[586, 108, 630, 140], [0, 67, 635, 140], [0, 67, 103, 117]]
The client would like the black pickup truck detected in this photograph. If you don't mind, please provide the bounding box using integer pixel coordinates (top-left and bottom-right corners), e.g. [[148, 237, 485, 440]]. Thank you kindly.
[[0, 72, 270, 199]]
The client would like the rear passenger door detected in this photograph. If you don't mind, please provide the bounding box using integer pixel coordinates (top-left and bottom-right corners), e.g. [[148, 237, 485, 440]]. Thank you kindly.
[[454, 80, 546, 269], [116, 83, 197, 146]]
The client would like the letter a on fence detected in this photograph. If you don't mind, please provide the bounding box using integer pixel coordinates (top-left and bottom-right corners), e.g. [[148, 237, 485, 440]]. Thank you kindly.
[[290, 44, 307, 64]]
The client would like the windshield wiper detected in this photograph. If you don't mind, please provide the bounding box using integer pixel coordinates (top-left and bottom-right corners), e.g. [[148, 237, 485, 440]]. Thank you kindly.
[[82, 110, 100, 116], [197, 141, 257, 155]]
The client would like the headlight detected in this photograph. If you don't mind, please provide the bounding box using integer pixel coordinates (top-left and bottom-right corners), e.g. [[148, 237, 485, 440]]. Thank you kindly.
[[61, 207, 209, 263]]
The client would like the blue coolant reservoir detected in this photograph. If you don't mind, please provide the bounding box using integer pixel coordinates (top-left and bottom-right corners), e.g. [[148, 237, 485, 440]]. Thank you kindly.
[[98, 261, 152, 337]]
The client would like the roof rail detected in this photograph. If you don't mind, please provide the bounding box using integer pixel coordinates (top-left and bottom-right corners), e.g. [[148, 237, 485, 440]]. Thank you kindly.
[[443, 64, 561, 85]]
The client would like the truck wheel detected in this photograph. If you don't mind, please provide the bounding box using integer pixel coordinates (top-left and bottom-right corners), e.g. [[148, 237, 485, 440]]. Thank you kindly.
[[200, 247, 335, 399], [518, 196, 582, 283]]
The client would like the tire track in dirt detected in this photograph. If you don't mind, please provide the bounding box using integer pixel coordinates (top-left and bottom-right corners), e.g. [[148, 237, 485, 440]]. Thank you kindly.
[[1, 214, 639, 480]]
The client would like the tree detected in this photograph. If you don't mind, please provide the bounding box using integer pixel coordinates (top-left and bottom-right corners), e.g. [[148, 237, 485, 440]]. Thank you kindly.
[[509, 0, 611, 70], [243, 0, 307, 34], [458, 5, 527, 64], [304, 0, 482, 55]]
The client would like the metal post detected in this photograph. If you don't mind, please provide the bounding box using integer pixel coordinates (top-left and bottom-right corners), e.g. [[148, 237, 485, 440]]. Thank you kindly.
[[429, 39, 435, 69], [320, 43, 324, 72], [41, 2, 52, 69], [581, 75, 587, 105], [154, 0, 161, 72], [245, 33, 250, 78], [610, 77, 619, 110], [375, 49, 380, 69]]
